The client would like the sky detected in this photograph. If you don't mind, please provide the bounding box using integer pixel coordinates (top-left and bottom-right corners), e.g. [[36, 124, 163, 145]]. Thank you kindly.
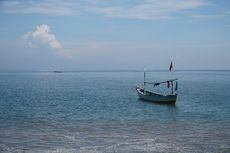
[[0, 0, 230, 71]]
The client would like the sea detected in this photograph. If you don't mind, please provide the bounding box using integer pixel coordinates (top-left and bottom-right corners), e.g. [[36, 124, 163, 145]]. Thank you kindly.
[[0, 70, 229, 153]]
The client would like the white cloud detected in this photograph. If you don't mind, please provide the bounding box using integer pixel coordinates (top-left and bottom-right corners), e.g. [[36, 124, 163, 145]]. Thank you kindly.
[[96, 0, 206, 20], [1, 0, 206, 20], [190, 11, 230, 20], [24, 24, 61, 49], [23, 24, 71, 58], [0, 0, 78, 16]]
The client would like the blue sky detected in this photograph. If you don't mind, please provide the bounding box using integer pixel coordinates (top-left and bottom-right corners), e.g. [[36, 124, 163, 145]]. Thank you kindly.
[[0, 0, 230, 70]]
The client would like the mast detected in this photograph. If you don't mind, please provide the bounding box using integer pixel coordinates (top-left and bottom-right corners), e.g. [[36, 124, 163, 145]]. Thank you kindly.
[[144, 68, 146, 94], [169, 60, 173, 95]]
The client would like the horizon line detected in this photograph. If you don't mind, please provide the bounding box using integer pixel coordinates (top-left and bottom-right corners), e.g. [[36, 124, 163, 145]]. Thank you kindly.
[[0, 69, 230, 73]]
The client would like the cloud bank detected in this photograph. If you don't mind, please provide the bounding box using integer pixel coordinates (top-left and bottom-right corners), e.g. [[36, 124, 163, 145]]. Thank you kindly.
[[97, 0, 206, 20], [23, 24, 71, 58], [1, 0, 207, 20]]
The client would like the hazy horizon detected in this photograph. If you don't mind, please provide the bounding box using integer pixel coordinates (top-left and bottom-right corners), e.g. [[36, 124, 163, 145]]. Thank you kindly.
[[0, 0, 230, 70]]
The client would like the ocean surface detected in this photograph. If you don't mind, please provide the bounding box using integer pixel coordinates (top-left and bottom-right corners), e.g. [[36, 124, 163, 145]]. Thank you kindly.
[[0, 70, 230, 153]]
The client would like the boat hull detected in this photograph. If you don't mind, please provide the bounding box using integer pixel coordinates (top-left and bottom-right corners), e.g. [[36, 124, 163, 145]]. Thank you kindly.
[[136, 87, 177, 104]]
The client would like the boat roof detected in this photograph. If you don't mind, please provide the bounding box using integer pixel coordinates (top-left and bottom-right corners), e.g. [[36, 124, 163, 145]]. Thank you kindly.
[[145, 78, 178, 85]]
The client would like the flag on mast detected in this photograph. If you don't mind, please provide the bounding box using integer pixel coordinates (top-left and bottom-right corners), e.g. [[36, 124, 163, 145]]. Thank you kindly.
[[169, 61, 173, 71]]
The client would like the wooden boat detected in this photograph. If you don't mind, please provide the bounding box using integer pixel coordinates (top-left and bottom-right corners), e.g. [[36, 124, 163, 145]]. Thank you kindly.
[[136, 69, 178, 104], [136, 86, 177, 104]]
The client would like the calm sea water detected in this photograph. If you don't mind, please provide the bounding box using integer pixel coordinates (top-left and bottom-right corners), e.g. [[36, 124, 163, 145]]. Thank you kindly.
[[0, 71, 229, 153]]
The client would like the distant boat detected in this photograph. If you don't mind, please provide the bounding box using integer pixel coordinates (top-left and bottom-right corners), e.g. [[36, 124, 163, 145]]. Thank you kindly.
[[53, 71, 63, 73], [136, 65, 178, 104]]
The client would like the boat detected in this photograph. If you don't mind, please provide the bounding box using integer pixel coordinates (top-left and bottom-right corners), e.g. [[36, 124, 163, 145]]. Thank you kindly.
[[53, 71, 63, 73], [136, 79, 178, 104], [136, 67, 178, 104]]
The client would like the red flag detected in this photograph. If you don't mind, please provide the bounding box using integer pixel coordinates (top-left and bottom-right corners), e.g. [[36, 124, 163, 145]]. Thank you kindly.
[[169, 61, 173, 71]]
